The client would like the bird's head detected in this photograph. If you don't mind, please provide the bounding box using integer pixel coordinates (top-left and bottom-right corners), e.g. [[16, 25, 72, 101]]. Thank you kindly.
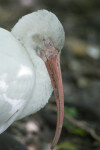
[[12, 10, 65, 150], [11, 9, 65, 53]]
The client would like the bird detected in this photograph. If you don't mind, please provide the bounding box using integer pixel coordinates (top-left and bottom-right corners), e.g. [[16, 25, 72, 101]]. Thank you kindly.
[[0, 9, 65, 150]]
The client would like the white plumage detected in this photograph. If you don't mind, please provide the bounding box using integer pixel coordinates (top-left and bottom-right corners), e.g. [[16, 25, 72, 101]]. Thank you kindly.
[[0, 9, 65, 137]]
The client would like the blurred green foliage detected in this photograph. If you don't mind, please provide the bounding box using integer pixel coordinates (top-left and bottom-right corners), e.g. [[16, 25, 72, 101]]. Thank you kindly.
[[64, 106, 86, 136], [64, 106, 78, 118], [56, 141, 78, 150], [63, 122, 86, 136]]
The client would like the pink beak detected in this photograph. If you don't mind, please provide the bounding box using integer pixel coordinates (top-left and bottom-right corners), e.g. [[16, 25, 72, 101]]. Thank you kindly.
[[40, 39, 64, 150]]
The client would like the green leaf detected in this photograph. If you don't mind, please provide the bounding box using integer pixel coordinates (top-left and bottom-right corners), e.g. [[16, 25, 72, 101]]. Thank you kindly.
[[63, 122, 86, 136], [64, 106, 78, 117], [72, 128, 86, 136], [56, 141, 78, 150]]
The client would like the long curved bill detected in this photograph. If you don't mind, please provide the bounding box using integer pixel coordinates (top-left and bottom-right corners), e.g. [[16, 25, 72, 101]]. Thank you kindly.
[[40, 39, 64, 150]]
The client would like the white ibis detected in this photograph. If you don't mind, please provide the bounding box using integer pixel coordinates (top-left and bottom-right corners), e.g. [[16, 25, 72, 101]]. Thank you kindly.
[[0, 10, 65, 149]]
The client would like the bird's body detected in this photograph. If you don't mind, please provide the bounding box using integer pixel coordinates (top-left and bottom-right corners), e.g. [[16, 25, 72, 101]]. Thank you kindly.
[[0, 28, 52, 133], [0, 10, 65, 149]]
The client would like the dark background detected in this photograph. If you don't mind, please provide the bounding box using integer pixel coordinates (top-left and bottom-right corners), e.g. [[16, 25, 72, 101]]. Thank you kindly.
[[0, 0, 100, 150]]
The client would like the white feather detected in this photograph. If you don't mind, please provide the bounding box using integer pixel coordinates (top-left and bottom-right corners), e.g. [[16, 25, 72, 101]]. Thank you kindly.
[[0, 28, 35, 133]]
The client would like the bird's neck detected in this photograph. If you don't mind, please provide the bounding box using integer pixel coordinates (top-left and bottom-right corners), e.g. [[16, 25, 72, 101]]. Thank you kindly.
[[18, 45, 53, 118]]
